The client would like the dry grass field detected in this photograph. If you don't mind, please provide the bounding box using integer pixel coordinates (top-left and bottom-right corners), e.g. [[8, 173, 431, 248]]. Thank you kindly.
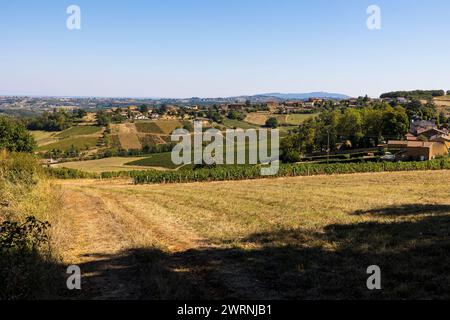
[[55, 170, 450, 299], [31, 130, 59, 146], [434, 96, 450, 116], [113, 123, 142, 150], [245, 112, 318, 126]]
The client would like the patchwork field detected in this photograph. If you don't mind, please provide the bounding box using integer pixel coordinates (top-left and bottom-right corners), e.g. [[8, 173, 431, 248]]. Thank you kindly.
[[32, 126, 103, 152], [111, 120, 191, 150], [56, 170, 450, 299]]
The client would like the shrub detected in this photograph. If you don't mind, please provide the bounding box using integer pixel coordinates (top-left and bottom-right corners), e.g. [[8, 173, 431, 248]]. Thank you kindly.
[[44, 167, 98, 179], [0, 216, 62, 299], [0, 151, 42, 187]]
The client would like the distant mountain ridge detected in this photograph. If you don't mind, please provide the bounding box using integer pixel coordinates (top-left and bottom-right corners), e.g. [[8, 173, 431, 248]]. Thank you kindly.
[[258, 92, 351, 100]]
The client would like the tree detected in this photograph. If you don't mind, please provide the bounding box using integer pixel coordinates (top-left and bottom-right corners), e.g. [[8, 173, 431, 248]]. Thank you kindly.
[[73, 109, 87, 119], [96, 111, 111, 126], [337, 109, 364, 147], [265, 117, 279, 128], [438, 111, 446, 126], [0, 116, 36, 152], [26, 109, 73, 131], [381, 106, 409, 139], [139, 104, 149, 114]]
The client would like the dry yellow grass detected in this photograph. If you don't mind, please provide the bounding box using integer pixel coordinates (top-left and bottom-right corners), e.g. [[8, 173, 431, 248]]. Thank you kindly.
[[112, 123, 142, 150], [434, 96, 450, 116], [31, 131, 59, 146], [56, 170, 450, 299], [245, 112, 270, 125]]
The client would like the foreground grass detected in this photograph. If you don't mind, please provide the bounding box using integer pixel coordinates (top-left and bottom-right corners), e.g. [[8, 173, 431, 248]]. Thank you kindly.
[[1, 152, 66, 299], [58, 170, 450, 299]]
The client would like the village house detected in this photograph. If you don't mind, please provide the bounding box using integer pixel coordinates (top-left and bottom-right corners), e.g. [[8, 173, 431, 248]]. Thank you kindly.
[[227, 103, 247, 111], [410, 120, 437, 135], [416, 128, 449, 140]]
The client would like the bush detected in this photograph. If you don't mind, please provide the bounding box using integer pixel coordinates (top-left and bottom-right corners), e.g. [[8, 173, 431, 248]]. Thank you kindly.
[[44, 167, 98, 179], [0, 151, 42, 187], [0, 216, 62, 299], [265, 117, 279, 128]]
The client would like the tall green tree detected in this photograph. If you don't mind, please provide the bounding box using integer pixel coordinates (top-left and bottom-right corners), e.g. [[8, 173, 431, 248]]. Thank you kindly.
[[0, 117, 36, 152]]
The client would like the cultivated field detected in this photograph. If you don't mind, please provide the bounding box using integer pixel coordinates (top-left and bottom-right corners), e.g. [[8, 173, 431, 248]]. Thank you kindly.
[[32, 126, 103, 152], [51, 157, 162, 172], [56, 170, 450, 299], [111, 120, 189, 150], [245, 112, 318, 126]]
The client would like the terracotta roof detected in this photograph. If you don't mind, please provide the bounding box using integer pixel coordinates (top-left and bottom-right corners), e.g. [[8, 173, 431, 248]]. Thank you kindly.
[[407, 141, 434, 148]]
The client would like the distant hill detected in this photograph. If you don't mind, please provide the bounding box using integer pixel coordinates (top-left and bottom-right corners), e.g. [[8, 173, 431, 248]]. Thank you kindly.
[[259, 92, 351, 100]]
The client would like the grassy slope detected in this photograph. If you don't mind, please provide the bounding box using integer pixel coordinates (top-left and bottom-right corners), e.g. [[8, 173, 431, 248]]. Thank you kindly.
[[55, 126, 101, 138], [37, 136, 99, 151], [57, 170, 450, 299], [125, 152, 179, 169], [32, 126, 102, 151]]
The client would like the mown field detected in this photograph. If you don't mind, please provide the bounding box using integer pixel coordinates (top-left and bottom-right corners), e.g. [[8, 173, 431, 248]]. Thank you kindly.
[[245, 112, 318, 126], [56, 170, 450, 299], [51, 157, 161, 173]]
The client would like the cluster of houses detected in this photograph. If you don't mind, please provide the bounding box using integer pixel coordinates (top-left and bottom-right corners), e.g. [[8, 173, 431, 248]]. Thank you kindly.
[[268, 98, 324, 114], [388, 120, 450, 161], [104, 106, 160, 120]]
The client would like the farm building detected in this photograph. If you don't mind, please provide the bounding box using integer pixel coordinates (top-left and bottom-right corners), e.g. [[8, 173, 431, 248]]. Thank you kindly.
[[406, 141, 449, 161], [387, 140, 408, 149], [388, 139, 449, 161]]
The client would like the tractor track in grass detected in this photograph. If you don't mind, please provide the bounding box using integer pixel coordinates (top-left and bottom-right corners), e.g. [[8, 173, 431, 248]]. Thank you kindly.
[[58, 180, 272, 299]]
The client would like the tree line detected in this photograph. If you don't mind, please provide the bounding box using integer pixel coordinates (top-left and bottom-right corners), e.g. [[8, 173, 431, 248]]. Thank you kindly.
[[26, 109, 86, 131], [380, 90, 445, 100], [281, 103, 410, 162]]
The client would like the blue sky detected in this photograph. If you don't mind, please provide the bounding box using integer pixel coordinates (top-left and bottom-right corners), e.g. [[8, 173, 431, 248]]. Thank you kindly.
[[1, 0, 450, 98]]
